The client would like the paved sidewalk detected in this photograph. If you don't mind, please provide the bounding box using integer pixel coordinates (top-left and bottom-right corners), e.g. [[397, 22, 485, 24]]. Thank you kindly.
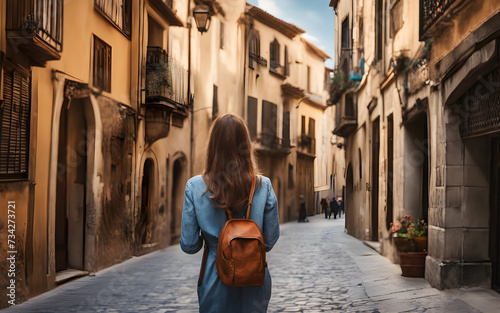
[[3, 214, 500, 312]]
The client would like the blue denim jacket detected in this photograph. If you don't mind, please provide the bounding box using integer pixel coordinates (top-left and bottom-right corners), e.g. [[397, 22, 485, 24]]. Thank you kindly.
[[180, 175, 280, 313]]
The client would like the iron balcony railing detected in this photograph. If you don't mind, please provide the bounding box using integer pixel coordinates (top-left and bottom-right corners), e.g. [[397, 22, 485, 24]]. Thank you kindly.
[[419, 0, 461, 40], [146, 46, 188, 108], [333, 92, 357, 137], [6, 0, 63, 52], [297, 134, 316, 155], [257, 134, 291, 152]]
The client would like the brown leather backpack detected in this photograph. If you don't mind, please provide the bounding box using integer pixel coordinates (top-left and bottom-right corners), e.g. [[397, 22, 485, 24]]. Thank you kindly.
[[198, 175, 267, 287]]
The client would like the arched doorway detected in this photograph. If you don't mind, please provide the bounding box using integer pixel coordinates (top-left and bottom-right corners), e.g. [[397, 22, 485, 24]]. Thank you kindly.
[[55, 98, 88, 273], [171, 156, 187, 244], [136, 159, 155, 245]]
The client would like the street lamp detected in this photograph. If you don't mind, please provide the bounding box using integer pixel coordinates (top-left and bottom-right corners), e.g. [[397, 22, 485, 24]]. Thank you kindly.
[[193, 4, 211, 33]]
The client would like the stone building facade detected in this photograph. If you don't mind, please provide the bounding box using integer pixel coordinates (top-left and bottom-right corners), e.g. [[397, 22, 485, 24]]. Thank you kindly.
[[0, 0, 337, 307], [0, 0, 191, 307], [190, 2, 338, 223], [330, 0, 500, 292]]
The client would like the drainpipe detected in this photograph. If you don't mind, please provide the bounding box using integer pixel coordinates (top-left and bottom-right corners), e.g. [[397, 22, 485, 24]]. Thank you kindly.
[[242, 16, 248, 123], [188, 0, 193, 177]]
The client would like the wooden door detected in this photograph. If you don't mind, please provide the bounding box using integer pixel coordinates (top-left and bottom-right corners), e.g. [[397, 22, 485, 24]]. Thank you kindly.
[[490, 137, 500, 292], [371, 118, 380, 241]]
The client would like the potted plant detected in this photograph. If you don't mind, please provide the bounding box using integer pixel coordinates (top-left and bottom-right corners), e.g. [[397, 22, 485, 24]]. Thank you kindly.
[[410, 219, 428, 252], [391, 216, 427, 278], [391, 216, 414, 252]]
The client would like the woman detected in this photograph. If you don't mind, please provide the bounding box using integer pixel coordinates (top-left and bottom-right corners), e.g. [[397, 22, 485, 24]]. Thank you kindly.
[[180, 113, 280, 313]]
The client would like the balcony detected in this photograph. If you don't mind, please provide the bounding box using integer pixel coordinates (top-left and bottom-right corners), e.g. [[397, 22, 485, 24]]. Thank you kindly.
[[297, 134, 316, 156], [269, 61, 286, 80], [144, 47, 188, 142], [6, 0, 63, 67], [249, 52, 268, 67], [333, 91, 357, 137], [255, 134, 291, 156], [328, 51, 361, 105], [419, 0, 469, 40], [146, 46, 188, 110]]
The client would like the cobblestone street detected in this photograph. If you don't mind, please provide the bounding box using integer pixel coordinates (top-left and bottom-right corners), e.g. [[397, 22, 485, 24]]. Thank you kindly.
[[4, 215, 500, 313]]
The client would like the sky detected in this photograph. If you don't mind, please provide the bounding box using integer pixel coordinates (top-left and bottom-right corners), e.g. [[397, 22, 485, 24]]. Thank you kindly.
[[246, 0, 336, 68]]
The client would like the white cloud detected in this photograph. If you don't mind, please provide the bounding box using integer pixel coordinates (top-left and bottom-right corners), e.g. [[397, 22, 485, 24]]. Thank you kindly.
[[257, 0, 282, 18], [305, 11, 321, 22], [302, 33, 320, 44]]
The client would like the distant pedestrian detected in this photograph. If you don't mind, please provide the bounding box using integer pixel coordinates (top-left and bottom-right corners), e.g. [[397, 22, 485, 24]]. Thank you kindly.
[[338, 197, 344, 216], [298, 194, 309, 222], [330, 197, 339, 219], [321, 197, 329, 219], [180, 113, 280, 313]]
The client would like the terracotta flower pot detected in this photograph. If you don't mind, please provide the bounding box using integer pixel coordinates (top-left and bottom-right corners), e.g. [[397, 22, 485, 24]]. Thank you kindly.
[[393, 237, 413, 252], [412, 236, 428, 252], [399, 252, 426, 277]]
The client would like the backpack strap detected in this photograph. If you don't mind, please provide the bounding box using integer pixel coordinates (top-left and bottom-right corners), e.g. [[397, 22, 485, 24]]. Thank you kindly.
[[197, 237, 209, 286], [246, 175, 257, 219], [225, 175, 256, 220]]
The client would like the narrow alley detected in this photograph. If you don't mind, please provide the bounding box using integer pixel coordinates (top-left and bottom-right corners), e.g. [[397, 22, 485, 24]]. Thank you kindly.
[[4, 215, 500, 313]]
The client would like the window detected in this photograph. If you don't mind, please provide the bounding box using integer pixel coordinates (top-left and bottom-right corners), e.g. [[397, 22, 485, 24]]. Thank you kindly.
[[301, 116, 306, 135], [359, 16, 364, 51], [93, 36, 112, 92], [386, 114, 394, 230], [220, 21, 225, 49], [390, 0, 403, 38], [288, 163, 294, 189], [308, 118, 315, 138], [270, 39, 280, 70], [307, 66, 311, 91], [282, 111, 290, 147], [0, 65, 30, 179], [212, 85, 218, 121], [148, 15, 164, 47], [358, 148, 362, 179], [262, 100, 277, 140], [94, 0, 132, 38], [247, 96, 258, 139], [249, 32, 260, 69], [284, 46, 289, 76], [341, 16, 350, 49], [375, 0, 383, 60]]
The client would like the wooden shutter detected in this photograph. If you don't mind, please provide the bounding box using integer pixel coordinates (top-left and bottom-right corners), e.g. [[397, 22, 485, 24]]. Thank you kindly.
[[0, 67, 30, 179], [212, 85, 218, 121], [308, 118, 315, 138], [282, 111, 290, 147], [284, 46, 289, 76], [122, 0, 132, 37], [262, 100, 277, 139], [247, 96, 258, 139]]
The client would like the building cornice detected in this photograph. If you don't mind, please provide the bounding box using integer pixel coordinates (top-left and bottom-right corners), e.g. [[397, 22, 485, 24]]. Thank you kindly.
[[148, 0, 184, 26], [301, 37, 331, 61], [281, 83, 305, 99], [246, 4, 305, 39]]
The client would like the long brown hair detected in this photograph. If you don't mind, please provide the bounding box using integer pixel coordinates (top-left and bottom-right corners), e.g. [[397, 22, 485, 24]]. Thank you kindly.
[[203, 113, 259, 210]]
